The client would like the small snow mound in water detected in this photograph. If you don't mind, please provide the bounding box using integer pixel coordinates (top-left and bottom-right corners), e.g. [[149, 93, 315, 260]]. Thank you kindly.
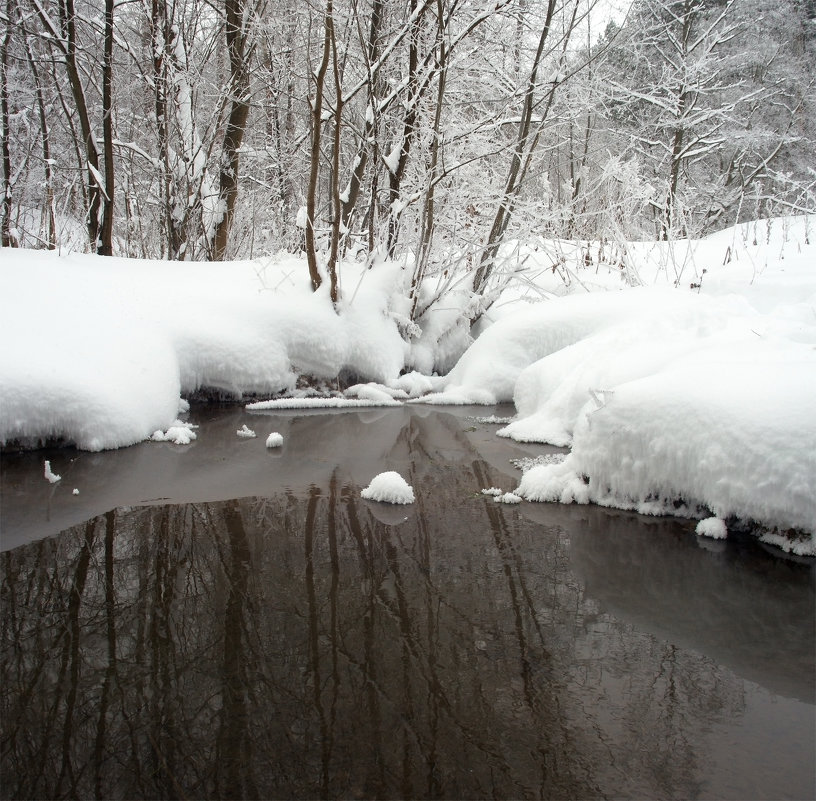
[[44, 460, 61, 483], [495, 492, 522, 504], [152, 420, 197, 445], [361, 471, 415, 504], [482, 487, 523, 503], [236, 424, 256, 438], [266, 432, 283, 448], [696, 517, 727, 540]]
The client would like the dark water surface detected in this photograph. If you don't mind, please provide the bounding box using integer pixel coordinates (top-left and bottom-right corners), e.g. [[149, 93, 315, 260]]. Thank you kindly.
[[1, 406, 814, 800]]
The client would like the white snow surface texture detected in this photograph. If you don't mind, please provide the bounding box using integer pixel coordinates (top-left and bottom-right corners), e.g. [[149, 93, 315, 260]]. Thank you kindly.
[[0, 251, 405, 450], [361, 471, 415, 504], [1, 216, 815, 550], [422, 220, 816, 552], [499, 292, 816, 545]]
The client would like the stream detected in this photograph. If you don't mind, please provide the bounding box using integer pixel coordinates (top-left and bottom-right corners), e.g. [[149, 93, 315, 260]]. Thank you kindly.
[[1, 404, 814, 800]]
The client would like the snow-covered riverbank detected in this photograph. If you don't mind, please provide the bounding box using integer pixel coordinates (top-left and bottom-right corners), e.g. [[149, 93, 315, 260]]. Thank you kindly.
[[2, 216, 814, 551]]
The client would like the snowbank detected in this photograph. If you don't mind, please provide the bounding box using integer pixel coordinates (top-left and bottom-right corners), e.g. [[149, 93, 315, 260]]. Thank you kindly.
[[696, 518, 728, 540], [492, 218, 816, 551], [0, 254, 181, 451], [515, 337, 816, 552], [497, 292, 760, 445], [414, 291, 658, 405], [2, 216, 814, 553], [0, 250, 406, 450]]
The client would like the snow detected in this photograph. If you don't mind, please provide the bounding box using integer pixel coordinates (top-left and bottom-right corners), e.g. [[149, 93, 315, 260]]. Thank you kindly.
[[1, 215, 814, 553], [361, 471, 415, 504], [428, 219, 814, 553], [247, 395, 400, 411], [697, 518, 728, 539], [265, 432, 283, 448], [495, 492, 522, 504], [414, 290, 661, 406], [43, 460, 60, 483], [151, 420, 197, 445], [0, 250, 406, 450], [383, 140, 402, 176], [514, 336, 816, 545], [388, 371, 437, 398], [480, 488, 522, 503], [236, 424, 256, 438], [345, 382, 408, 403]]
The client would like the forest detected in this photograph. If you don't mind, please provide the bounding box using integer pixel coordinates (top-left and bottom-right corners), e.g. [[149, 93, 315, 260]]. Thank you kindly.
[[2, 3, 816, 796], [2, 0, 813, 300]]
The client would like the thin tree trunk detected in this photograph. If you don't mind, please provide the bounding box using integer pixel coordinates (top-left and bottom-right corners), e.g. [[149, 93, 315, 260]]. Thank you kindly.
[[326, 13, 342, 304], [1, 0, 14, 247], [472, 0, 558, 294], [22, 27, 56, 248], [46, 0, 106, 252], [212, 0, 252, 260], [385, 0, 420, 258], [151, 0, 186, 258], [99, 0, 114, 255], [410, 1, 448, 319], [663, 114, 686, 239], [305, 1, 334, 291], [339, 0, 383, 240]]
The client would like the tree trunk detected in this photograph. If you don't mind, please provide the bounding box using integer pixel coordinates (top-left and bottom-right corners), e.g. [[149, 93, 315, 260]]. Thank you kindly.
[[99, 0, 115, 255], [1, 0, 13, 248], [305, 1, 334, 291], [50, 0, 107, 253], [410, 2, 448, 319], [212, 0, 252, 260], [339, 0, 383, 243], [23, 26, 56, 249], [472, 0, 557, 295], [386, 0, 420, 258], [326, 13, 342, 305]]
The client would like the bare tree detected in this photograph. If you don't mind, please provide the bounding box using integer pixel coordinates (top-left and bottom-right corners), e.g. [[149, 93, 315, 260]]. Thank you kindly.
[[338, 0, 384, 247], [6, 0, 810, 266], [22, 20, 56, 248], [100, 0, 114, 254], [147, 0, 185, 258], [472, 0, 571, 295], [32, 0, 115, 253], [211, 0, 262, 259], [1, 0, 13, 247], [305, 0, 335, 292]]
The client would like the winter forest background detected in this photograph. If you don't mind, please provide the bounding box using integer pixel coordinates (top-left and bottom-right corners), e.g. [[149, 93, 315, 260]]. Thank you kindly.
[[2, 0, 814, 291]]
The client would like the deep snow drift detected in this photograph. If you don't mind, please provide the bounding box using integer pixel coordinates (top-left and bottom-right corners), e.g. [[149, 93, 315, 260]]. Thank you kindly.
[[1, 216, 814, 552], [0, 252, 406, 450]]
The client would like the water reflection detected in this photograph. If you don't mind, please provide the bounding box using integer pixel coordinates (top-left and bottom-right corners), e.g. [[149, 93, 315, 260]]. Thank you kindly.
[[1, 410, 814, 800]]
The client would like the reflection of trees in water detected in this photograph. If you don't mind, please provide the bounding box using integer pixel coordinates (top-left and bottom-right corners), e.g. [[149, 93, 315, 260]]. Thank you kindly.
[[1, 415, 752, 799]]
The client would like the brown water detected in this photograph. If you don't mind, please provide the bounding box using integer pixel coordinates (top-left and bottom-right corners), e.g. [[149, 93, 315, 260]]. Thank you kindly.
[[1, 405, 814, 800]]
